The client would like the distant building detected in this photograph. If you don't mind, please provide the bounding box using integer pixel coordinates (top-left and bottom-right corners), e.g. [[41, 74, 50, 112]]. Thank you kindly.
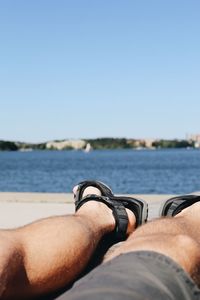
[[46, 140, 86, 150], [130, 139, 156, 149], [187, 134, 200, 148], [144, 139, 155, 148]]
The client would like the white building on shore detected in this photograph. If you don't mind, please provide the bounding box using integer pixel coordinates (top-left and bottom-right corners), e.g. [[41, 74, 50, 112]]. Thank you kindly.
[[187, 134, 200, 148], [46, 140, 86, 150]]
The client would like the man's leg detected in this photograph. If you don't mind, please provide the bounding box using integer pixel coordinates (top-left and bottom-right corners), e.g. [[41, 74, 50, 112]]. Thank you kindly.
[[0, 187, 135, 300], [107, 202, 200, 284], [58, 203, 200, 300]]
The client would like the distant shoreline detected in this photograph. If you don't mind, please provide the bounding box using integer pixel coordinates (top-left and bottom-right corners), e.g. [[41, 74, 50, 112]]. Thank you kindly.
[[0, 148, 199, 153], [0, 138, 198, 151]]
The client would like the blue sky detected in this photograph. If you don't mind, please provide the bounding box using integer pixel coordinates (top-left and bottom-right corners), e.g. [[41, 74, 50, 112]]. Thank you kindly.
[[0, 0, 200, 142]]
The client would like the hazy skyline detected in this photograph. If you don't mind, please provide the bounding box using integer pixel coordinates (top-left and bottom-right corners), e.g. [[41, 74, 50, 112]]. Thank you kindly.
[[1, 1, 200, 142]]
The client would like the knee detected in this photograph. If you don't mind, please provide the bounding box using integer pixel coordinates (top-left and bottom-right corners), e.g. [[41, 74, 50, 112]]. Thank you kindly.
[[173, 234, 200, 259], [174, 234, 197, 248]]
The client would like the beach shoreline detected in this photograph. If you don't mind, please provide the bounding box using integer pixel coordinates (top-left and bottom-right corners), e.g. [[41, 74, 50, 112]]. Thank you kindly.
[[0, 192, 173, 203], [0, 193, 174, 229]]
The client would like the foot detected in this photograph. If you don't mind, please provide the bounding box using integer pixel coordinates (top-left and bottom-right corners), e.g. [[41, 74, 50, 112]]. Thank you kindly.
[[73, 185, 136, 236], [175, 202, 200, 219], [161, 194, 200, 217]]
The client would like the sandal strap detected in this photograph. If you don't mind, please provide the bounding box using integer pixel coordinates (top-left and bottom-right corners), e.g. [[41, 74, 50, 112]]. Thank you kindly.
[[75, 180, 113, 208], [111, 198, 129, 241], [163, 195, 200, 216], [76, 195, 128, 241], [167, 199, 186, 216]]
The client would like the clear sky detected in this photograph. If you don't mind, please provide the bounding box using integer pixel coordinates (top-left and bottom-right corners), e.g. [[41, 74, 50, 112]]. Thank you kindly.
[[0, 0, 200, 142]]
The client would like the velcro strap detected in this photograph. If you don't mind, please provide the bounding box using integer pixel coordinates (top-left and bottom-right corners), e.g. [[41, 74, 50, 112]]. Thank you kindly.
[[111, 200, 128, 241]]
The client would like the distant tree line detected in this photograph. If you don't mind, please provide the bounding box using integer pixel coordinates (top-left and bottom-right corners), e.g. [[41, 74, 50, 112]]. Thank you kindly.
[[87, 138, 194, 149], [0, 141, 18, 151], [152, 139, 193, 149], [0, 141, 47, 151], [86, 138, 132, 149]]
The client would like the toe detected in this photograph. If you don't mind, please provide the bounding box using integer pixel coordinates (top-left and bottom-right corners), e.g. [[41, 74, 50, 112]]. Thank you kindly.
[[73, 185, 102, 198], [83, 187, 101, 197]]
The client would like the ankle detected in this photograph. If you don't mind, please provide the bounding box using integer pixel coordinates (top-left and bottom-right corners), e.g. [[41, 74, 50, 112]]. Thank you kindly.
[[76, 201, 136, 236], [75, 201, 116, 234]]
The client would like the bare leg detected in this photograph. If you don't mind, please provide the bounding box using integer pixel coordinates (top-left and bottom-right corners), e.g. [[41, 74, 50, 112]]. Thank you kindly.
[[0, 187, 135, 300], [105, 202, 200, 286]]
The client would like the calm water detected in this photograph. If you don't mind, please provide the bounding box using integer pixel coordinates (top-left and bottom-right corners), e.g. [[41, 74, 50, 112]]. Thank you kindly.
[[0, 149, 200, 194]]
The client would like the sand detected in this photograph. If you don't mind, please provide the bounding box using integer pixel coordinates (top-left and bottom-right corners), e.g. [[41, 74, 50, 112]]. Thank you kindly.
[[0, 193, 175, 229]]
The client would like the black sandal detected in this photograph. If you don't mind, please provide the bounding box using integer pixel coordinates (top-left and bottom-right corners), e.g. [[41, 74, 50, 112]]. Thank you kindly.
[[74, 180, 114, 206], [160, 194, 200, 217], [74, 180, 148, 241]]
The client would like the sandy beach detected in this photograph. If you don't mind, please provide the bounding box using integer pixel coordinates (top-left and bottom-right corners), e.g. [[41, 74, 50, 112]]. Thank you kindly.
[[0, 193, 174, 229]]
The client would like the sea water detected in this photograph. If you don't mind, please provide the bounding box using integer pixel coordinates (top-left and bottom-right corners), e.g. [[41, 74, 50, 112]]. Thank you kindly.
[[0, 149, 200, 194]]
